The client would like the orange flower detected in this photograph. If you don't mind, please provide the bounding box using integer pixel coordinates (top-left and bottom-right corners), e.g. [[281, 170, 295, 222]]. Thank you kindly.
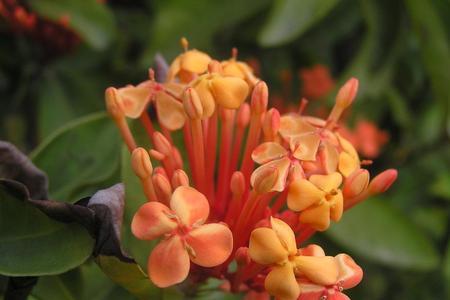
[[287, 172, 343, 231], [249, 218, 339, 300], [132, 186, 233, 287], [299, 65, 335, 100]]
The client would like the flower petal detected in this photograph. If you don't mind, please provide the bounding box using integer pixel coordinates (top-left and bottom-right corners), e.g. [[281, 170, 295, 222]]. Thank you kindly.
[[297, 282, 325, 300], [252, 142, 288, 164], [270, 217, 297, 256], [265, 264, 300, 300], [251, 157, 291, 192], [180, 50, 211, 73], [294, 256, 339, 286], [170, 186, 209, 226], [249, 227, 288, 265], [279, 115, 316, 139], [337, 134, 359, 159], [299, 244, 326, 257], [330, 190, 343, 222], [210, 76, 249, 109], [194, 78, 216, 117], [155, 91, 186, 130], [320, 142, 339, 174], [298, 203, 330, 231], [185, 223, 233, 267], [117, 86, 151, 118], [338, 152, 360, 177], [287, 179, 324, 212], [309, 172, 342, 192], [291, 133, 321, 161], [131, 202, 177, 240], [335, 254, 363, 289], [148, 236, 190, 287]]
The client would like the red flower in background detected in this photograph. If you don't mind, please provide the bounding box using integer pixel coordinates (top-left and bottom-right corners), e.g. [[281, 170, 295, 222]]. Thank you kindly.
[[299, 65, 335, 100]]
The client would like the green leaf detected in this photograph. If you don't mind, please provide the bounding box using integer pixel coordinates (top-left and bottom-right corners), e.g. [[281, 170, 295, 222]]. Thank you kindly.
[[31, 113, 121, 202], [405, 0, 450, 135], [326, 199, 439, 271], [28, 0, 116, 50], [95, 256, 158, 300], [258, 0, 340, 47], [0, 181, 94, 276]]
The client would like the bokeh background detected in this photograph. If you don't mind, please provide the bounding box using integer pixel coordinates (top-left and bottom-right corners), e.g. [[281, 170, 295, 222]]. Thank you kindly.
[[0, 0, 449, 299]]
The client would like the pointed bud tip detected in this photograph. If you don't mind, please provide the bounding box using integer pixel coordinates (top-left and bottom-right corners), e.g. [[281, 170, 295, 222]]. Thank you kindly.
[[230, 171, 246, 196], [105, 87, 123, 119], [336, 77, 359, 108], [369, 169, 398, 194], [131, 147, 153, 179], [251, 81, 268, 114], [183, 87, 204, 119]]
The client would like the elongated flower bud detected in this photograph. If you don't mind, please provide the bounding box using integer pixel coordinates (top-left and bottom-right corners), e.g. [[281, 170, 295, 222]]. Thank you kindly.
[[131, 147, 153, 179], [153, 132, 173, 156], [105, 87, 124, 120], [251, 81, 268, 114], [183, 87, 204, 119], [368, 169, 398, 195], [172, 169, 190, 188], [343, 169, 369, 198], [336, 77, 359, 109], [263, 108, 280, 141], [152, 173, 172, 204], [237, 103, 251, 128], [230, 171, 245, 197]]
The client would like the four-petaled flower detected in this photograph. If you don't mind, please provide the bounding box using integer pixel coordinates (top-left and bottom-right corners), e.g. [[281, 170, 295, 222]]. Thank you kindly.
[[249, 217, 339, 300], [287, 172, 343, 231], [132, 186, 233, 287]]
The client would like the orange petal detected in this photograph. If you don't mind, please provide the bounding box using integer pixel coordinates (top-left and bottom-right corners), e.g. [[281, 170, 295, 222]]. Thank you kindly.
[[330, 190, 343, 222], [299, 244, 326, 257], [194, 77, 216, 117], [248, 227, 288, 265], [170, 186, 209, 226], [265, 264, 300, 300], [309, 172, 342, 192], [338, 152, 360, 177], [131, 202, 177, 240], [291, 132, 321, 161], [185, 223, 233, 267], [117, 85, 151, 118], [166, 56, 181, 82], [287, 179, 324, 212], [270, 217, 297, 256], [297, 282, 325, 300], [279, 115, 316, 139], [155, 91, 186, 130], [210, 76, 249, 109], [299, 203, 330, 231], [293, 256, 339, 286], [335, 254, 363, 289], [320, 142, 339, 174], [337, 134, 359, 158], [180, 50, 211, 73], [148, 236, 190, 287], [251, 157, 291, 192], [252, 142, 288, 164]]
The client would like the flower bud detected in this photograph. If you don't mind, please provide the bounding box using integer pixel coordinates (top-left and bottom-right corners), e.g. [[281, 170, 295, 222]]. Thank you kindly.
[[237, 103, 251, 128], [230, 171, 245, 197], [172, 169, 190, 188], [262, 108, 280, 140], [153, 131, 172, 156], [208, 60, 222, 73], [235, 247, 250, 267], [105, 87, 124, 120], [368, 169, 398, 195], [336, 77, 358, 109], [172, 148, 183, 170], [131, 147, 153, 179], [152, 173, 172, 204], [149, 149, 165, 161], [251, 81, 268, 114], [183, 87, 204, 119], [210, 76, 249, 110], [343, 169, 369, 198]]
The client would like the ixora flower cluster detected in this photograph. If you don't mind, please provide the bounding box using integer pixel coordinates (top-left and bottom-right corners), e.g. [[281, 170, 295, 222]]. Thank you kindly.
[[105, 39, 397, 300]]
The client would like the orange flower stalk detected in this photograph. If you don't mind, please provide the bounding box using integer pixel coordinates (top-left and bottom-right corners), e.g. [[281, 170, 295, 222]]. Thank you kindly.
[[105, 38, 397, 299]]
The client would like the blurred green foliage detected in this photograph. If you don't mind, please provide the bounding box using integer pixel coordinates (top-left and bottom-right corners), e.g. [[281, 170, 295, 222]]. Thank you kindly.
[[0, 0, 449, 299]]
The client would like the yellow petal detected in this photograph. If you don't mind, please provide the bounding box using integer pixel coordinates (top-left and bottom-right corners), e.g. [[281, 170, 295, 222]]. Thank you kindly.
[[279, 115, 316, 139], [155, 91, 186, 130], [221, 61, 245, 79], [293, 255, 339, 286], [166, 56, 181, 82], [291, 132, 321, 161], [248, 227, 288, 265], [265, 264, 300, 300], [210, 76, 249, 109], [180, 50, 211, 73], [287, 179, 324, 212], [270, 217, 297, 256], [309, 172, 342, 192], [299, 203, 330, 231], [337, 133, 359, 159], [321, 141, 339, 174], [339, 152, 360, 177], [252, 142, 288, 164], [330, 190, 343, 222], [194, 77, 216, 117]]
